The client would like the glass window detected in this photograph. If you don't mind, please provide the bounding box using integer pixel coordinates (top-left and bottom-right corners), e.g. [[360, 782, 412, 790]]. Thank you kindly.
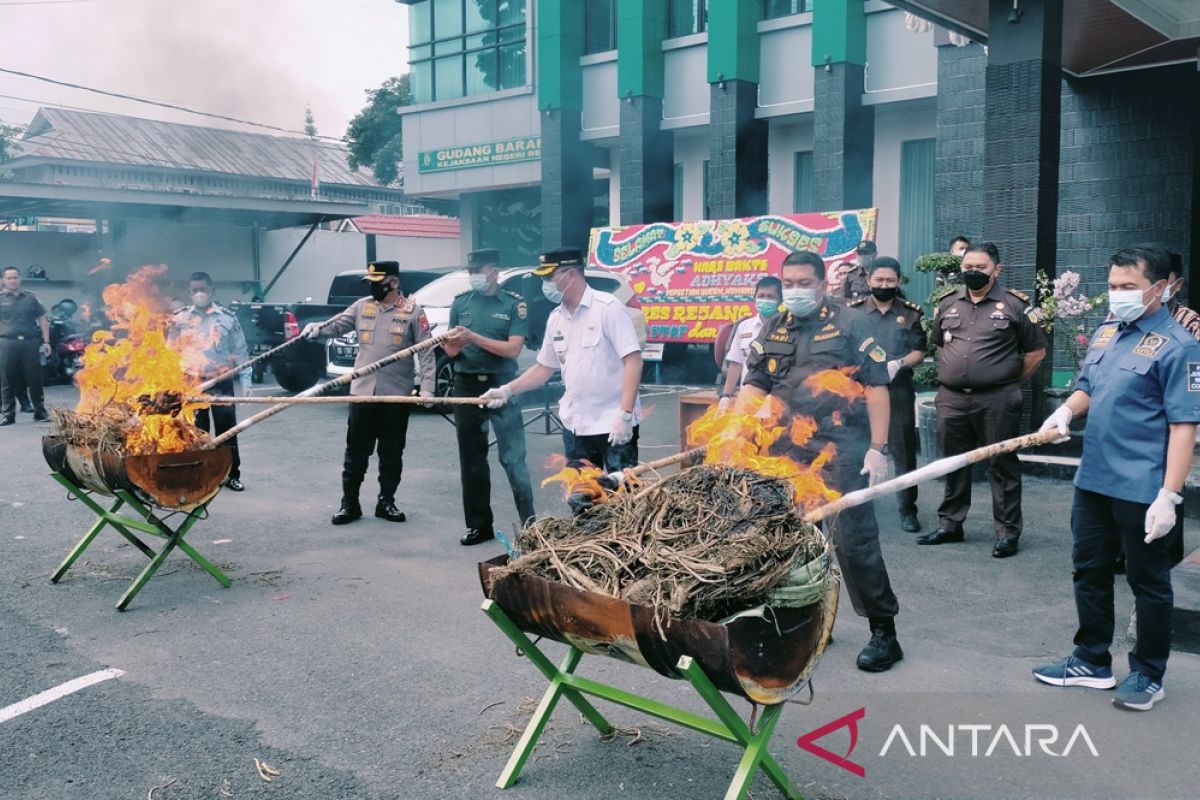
[[584, 0, 617, 54], [412, 0, 526, 103], [410, 0, 432, 44], [763, 0, 808, 19], [668, 0, 707, 38], [434, 0, 464, 38], [793, 151, 814, 213], [434, 56, 465, 100]]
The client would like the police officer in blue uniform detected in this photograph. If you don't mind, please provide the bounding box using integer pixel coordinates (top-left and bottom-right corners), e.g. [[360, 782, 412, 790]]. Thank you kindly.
[[444, 248, 536, 546], [1034, 246, 1200, 712]]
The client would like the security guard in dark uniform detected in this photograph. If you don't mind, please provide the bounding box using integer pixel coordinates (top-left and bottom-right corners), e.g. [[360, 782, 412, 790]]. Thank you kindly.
[[840, 240, 877, 303], [743, 249, 905, 672], [444, 248, 536, 546], [849, 256, 928, 532], [0, 265, 50, 424], [922, 242, 1048, 557], [303, 261, 434, 525]]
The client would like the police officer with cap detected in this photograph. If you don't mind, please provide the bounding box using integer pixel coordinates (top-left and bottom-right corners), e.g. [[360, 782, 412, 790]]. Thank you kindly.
[[922, 242, 1047, 557], [303, 260, 434, 525], [841, 240, 877, 303], [482, 247, 644, 472], [741, 249, 904, 672], [443, 248, 537, 546]]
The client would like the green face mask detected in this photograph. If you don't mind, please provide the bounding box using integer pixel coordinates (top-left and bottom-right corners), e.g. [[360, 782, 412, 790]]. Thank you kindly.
[[756, 298, 780, 317]]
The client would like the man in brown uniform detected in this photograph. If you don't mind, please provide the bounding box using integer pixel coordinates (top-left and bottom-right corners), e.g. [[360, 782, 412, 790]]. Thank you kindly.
[[849, 256, 928, 532], [743, 250, 904, 672], [921, 242, 1047, 558], [840, 240, 876, 304]]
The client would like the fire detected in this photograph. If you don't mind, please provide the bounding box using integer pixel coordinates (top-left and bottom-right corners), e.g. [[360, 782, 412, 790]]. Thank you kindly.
[[86, 257, 113, 276], [541, 454, 611, 500], [803, 367, 864, 402], [688, 396, 840, 510], [74, 265, 208, 454]]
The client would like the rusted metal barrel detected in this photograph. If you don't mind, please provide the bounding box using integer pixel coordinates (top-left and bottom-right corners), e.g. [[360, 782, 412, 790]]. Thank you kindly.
[[42, 436, 231, 511], [479, 556, 838, 705]]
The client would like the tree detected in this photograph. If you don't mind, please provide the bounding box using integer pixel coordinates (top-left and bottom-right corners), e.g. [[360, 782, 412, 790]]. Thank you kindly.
[[0, 124, 21, 180], [344, 74, 411, 187], [303, 105, 318, 139]]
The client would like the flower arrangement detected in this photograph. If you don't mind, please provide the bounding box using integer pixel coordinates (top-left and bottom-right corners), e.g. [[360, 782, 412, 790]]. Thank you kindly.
[[1035, 270, 1107, 371]]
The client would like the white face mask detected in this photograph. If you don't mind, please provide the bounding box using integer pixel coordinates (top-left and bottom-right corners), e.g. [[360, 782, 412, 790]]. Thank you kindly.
[[782, 287, 820, 317], [191, 291, 212, 309], [468, 273, 489, 292], [1108, 284, 1159, 323]]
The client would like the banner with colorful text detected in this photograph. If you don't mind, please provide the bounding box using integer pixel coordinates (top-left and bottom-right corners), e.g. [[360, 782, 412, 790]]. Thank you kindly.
[[587, 209, 878, 343]]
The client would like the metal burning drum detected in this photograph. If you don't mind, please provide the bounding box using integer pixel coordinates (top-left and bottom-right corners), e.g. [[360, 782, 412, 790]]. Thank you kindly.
[[42, 436, 231, 512], [479, 556, 838, 705]]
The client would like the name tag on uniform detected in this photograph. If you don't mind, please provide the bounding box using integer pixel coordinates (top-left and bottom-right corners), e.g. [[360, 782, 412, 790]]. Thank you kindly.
[[492, 313, 510, 321], [1189, 363, 1200, 392], [1091, 327, 1117, 349], [1133, 333, 1167, 358], [766, 326, 790, 343], [552, 332, 567, 365], [813, 331, 841, 343]]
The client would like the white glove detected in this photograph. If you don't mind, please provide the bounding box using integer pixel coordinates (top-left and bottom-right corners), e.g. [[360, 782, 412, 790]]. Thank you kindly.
[[481, 385, 512, 409], [717, 395, 733, 412], [39, 342, 52, 358], [886, 359, 903, 382], [1144, 488, 1181, 544], [301, 322, 324, 340], [860, 447, 889, 487], [608, 413, 634, 446], [1038, 405, 1073, 443], [419, 389, 435, 408]]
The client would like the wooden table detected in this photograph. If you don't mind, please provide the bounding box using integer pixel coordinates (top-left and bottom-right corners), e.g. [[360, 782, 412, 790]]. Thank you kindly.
[[678, 389, 718, 453]]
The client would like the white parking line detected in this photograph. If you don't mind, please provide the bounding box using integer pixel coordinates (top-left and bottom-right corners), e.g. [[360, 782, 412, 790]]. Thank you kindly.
[[0, 669, 125, 724]]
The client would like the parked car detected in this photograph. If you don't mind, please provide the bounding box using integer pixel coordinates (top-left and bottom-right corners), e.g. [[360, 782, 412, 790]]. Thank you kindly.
[[326, 266, 647, 396], [231, 267, 453, 392]]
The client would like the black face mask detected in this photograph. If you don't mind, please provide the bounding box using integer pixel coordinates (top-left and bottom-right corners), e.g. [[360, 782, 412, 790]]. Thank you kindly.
[[961, 270, 991, 291], [870, 287, 898, 302], [369, 281, 392, 301]]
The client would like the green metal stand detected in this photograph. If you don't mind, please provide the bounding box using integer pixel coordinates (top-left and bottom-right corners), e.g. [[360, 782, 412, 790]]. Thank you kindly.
[[481, 599, 803, 800], [49, 472, 230, 611]]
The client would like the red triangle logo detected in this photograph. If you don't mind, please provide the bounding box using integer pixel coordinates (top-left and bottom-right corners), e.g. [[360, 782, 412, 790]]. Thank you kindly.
[[796, 706, 866, 778]]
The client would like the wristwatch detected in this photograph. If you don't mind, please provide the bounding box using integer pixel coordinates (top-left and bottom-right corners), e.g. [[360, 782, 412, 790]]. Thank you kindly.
[[870, 442, 890, 455], [620, 410, 634, 422]]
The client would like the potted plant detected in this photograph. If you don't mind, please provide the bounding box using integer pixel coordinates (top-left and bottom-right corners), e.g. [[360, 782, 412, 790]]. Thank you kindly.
[[909, 252, 964, 459], [1035, 270, 1106, 434]]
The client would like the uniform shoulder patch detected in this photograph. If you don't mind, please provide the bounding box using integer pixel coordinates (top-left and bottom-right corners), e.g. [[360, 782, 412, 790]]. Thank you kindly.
[[1006, 288, 1031, 304], [417, 312, 430, 333], [516, 300, 527, 320], [868, 345, 887, 363], [1025, 307, 1046, 324]]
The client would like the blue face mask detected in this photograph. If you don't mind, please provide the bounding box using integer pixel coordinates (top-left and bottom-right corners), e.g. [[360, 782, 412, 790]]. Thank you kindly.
[[542, 279, 564, 304], [1109, 285, 1158, 323], [756, 298, 780, 318], [782, 287, 820, 317]]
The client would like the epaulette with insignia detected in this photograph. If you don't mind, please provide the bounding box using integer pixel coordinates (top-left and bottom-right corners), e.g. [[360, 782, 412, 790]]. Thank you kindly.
[[1006, 288, 1031, 304], [848, 297, 866, 307], [504, 290, 524, 301], [899, 298, 923, 313]]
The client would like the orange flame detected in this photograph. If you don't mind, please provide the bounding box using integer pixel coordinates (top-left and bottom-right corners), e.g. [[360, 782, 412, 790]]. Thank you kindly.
[[75, 265, 207, 454], [803, 367, 864, 402], [86, 257, 113, 276], [687, 395, 840, 510], [541, 455, 609, 500]]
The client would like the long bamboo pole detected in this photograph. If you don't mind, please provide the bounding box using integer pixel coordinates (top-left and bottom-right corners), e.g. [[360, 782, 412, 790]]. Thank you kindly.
[[208, 333, 445, 447], [197, 316, 339, 392], [194, 394, 488, 406], [801, 429, 1059, 524]]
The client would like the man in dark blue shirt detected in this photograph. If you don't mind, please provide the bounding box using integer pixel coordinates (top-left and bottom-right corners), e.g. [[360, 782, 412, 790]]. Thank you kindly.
[[1034, 246, 1200, 712]]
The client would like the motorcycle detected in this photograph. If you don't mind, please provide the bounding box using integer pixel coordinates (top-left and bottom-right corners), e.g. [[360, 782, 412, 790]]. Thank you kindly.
[[43, 299, 88, 385]]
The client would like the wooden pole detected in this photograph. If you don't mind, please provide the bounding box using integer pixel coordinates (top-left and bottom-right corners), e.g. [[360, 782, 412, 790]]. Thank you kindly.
[[208, 333, 446, 447], [193, 394, 488, 406], [801, 429, 1060, 524]]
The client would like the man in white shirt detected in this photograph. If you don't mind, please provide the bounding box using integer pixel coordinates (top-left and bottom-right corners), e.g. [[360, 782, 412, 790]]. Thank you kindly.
[[718, 275, 782, 410], [483, 248, 644, 471]]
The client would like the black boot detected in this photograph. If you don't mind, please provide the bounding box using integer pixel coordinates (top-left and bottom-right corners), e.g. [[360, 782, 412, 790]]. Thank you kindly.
[[857, 618, 903, 672], [375, 496, 407, 522], [331, 496, 362, 525]]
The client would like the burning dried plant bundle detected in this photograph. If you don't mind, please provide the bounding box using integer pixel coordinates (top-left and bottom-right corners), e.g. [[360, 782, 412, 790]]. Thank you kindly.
[[502, 465, 832, 630]]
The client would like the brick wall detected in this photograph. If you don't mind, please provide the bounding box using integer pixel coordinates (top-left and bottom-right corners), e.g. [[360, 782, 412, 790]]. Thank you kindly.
[[618, 96, 674, 224], [707, 79, 768, 219], [934, 42, 986, 251], [813, 63, 874, 212]]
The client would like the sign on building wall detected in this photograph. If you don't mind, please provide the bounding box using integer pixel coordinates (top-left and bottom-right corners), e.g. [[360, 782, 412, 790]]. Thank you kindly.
[[588, 209, 878, 343], [417, 136, 542, 173]]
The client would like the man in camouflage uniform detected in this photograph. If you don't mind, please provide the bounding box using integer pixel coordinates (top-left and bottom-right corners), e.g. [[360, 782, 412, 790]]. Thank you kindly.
[[304, 261, 434, 525]]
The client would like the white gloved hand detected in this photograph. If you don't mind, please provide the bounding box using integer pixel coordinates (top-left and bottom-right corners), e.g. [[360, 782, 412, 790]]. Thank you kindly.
[[717, 395, 733, 412], [419, 389, 435, 408], [608, 413, 634, 446], [301, 322, 324, 340], [39, 342, 52, 358], [886, 359, 903, 382], [860, 447, 890, 487], [1144, 488, 1181, 544], [1038, 405, 1073, 443], [481, 385, 512, 409]]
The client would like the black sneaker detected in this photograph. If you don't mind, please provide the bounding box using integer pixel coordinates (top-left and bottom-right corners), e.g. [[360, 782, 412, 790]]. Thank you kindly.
[[224, 478, 245, 492], [856, 629, 904, 672], [331, 499, 363, 525], [374, 498, 407, 522], [460, 528, 496, 546]]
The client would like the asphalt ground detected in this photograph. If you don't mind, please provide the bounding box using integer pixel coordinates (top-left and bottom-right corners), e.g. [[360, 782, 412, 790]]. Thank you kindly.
[[2, 381, 1200, 800]]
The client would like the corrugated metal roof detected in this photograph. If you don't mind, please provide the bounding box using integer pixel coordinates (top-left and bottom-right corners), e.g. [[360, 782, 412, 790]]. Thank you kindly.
[[352, 214, 460, 238], [15, 108, 381, 187]]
